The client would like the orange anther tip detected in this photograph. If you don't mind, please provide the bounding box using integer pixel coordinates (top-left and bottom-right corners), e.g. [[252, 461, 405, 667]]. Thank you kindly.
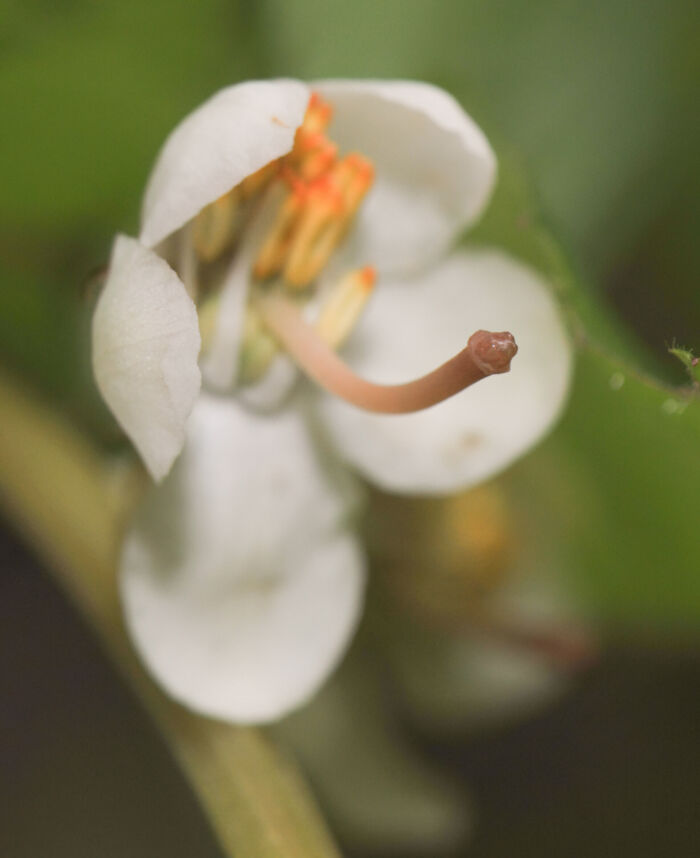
[[359, 266, 377, 289], [309, 174, 333, 194], [298, 131, 324, 150], [307, 92, 332, 116]]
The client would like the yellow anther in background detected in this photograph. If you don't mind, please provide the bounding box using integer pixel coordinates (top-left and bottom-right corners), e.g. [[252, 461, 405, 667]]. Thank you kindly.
[[193, 188, 241, 263], [315, 266, 376, 349], [239, 159, 280, 200], [252, 183, 306, 280]]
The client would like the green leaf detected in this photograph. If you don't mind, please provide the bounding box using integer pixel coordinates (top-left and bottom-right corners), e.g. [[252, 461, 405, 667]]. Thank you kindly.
[[519, 345, 700, 628], [0, 0, 256, 231]]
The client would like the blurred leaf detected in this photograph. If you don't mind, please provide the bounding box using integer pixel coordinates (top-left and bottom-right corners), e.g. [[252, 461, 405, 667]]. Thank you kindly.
[[0, 0, 256, 232], [507, 346, 700, 628]]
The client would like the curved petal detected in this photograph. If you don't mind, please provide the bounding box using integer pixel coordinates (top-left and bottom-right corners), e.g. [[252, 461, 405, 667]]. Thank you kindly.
[[316, 80, 496, 275], [316, 250, 572, 494], [92, 235, 201, 481], [121, 395, 365, 724], [140, 79, 310, 248]]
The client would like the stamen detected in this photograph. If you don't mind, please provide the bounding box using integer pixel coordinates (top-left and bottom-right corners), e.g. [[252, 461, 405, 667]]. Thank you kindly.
[[252, 183, 306, 279], [238, 159, 280, 200], [282, 173, 345, 287], [256, 292, 518, 414], [283, 155, 374, 288], [193, 188, 241, 262], [298, 92, 333, 137], [296, 135, 338, 182], [316, 266, 376, 349]]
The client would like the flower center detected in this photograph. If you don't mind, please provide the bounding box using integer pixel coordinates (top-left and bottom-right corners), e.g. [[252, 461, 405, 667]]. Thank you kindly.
[[186, 92, 377, 384], [179, 91, 518, 411]]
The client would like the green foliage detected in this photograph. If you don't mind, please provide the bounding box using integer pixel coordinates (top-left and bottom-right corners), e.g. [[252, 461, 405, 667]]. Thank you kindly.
[[474, 160, 700, 628]]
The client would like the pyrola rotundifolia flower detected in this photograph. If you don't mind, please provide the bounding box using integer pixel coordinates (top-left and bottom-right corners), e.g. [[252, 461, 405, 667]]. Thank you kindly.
[[92, 80, 572, 723]]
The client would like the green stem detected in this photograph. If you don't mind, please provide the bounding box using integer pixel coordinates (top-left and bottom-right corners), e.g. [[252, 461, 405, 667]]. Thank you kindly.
[[0, 368, 341, 858]]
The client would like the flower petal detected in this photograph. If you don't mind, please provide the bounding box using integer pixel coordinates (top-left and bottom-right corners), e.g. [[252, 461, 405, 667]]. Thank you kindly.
[[140, 79, 310, 248], [316, 80, 496, 275], [92, 235, 201, 481], [121, 395, 365, 724], [316, 250, 572, 494]]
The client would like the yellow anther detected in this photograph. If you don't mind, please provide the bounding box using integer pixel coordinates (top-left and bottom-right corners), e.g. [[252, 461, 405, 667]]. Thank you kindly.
[[299, 92, 333, 137], [283, 155, 374, 288], [297, 136, 338, 182], [315, 266, 376, 349], [252, 185, 305, 280], [239, 159, 280, 200], [193, 188, 241, 262], [281, 175, 344, 287], [336, 153, 374, 218]]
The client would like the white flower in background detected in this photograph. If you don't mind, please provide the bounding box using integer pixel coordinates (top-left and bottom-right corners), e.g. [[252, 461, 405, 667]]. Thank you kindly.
[[92, 79, 572, 723]]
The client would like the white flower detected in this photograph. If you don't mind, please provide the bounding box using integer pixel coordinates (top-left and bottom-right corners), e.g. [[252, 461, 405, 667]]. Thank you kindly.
[[92, 79, 572, 723]]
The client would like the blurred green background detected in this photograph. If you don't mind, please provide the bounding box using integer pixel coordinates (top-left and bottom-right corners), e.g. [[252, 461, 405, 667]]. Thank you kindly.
[[1, 1, 699, 856]]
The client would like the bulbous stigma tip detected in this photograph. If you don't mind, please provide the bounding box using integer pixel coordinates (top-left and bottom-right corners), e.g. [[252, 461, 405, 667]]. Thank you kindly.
[[467, 330, 518, 376]]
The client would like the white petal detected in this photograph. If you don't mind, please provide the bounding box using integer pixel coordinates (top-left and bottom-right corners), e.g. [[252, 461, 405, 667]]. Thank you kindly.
[[140, 79, 310, 248], [316, 80, 496, 275], [317, 250, 572, 494], [92, 235, 201, 481], [121, 395, 365, 724]]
